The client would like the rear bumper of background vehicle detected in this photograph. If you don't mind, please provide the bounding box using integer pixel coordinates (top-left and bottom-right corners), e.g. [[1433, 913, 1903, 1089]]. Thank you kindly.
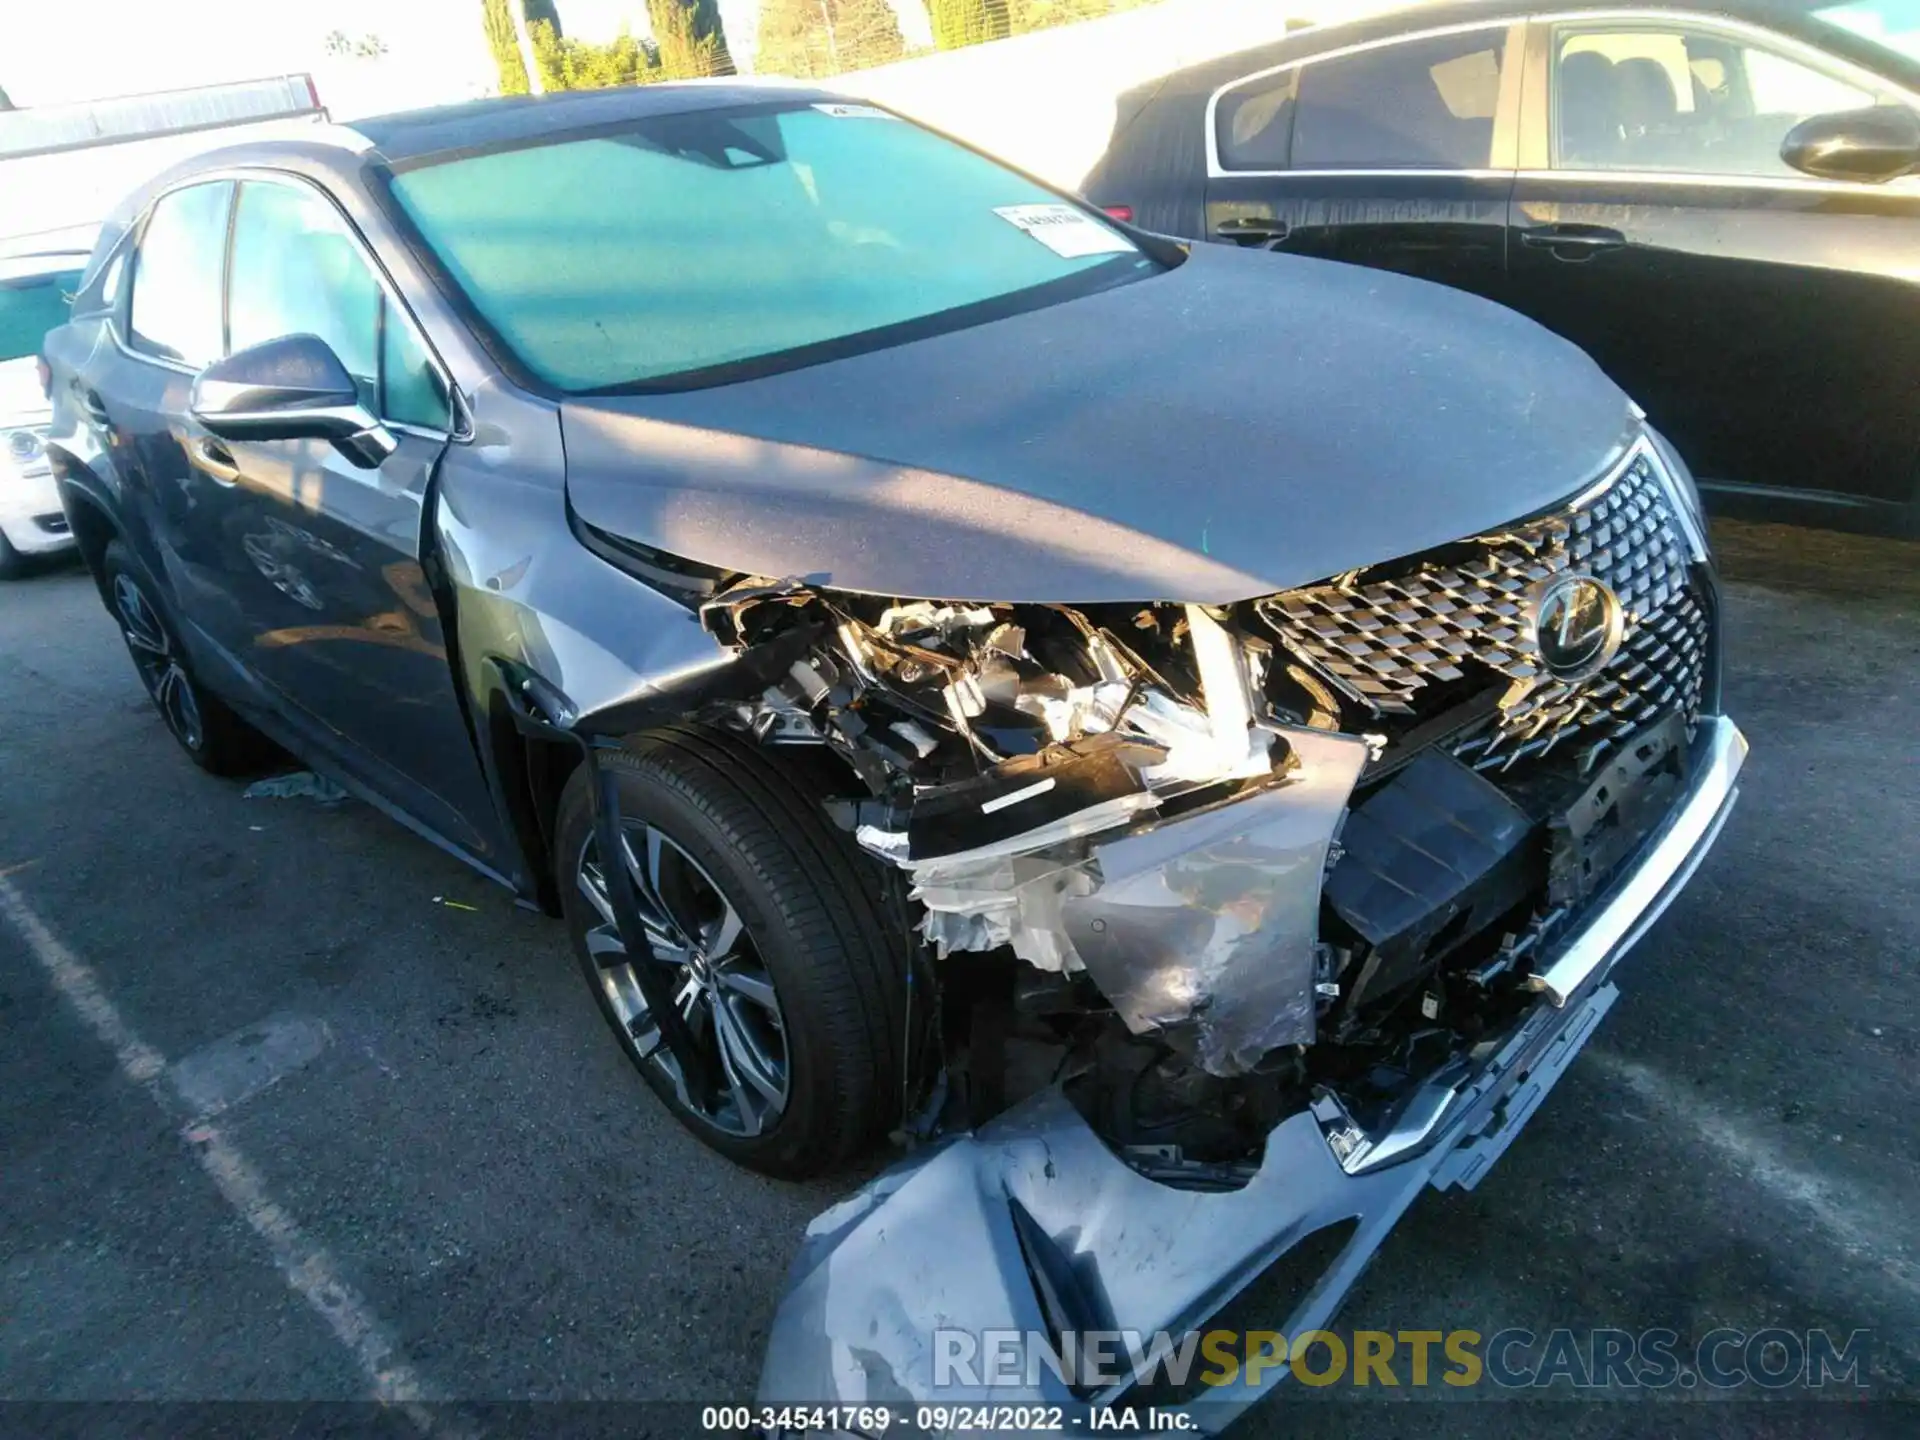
[[757, 717, 1747, 1436]]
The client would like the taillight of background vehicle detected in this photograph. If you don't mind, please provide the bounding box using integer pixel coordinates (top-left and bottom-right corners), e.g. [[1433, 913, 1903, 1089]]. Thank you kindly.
[[1102, 205, 1134, 223]]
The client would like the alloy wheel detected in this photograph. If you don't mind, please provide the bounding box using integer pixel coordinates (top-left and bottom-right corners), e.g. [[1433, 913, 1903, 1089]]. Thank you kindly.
[[577, 824, 791, 1137], [113, 573, 204, 752]]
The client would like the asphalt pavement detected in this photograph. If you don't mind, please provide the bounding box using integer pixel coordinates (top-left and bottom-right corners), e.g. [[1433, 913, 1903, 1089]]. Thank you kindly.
[[1, 520, 1915, 1436]]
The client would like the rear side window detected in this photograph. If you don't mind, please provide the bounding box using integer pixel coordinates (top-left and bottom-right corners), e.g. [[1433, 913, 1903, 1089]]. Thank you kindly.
[[128, 181, 233, 367], [1219, 29, 1510, 171]]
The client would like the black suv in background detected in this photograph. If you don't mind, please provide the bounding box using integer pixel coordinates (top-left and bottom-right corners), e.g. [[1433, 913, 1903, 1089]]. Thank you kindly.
[[1084, 0, 1920, 536]]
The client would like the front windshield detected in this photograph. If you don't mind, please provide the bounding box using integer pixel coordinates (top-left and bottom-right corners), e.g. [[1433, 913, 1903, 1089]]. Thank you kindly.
[[386, 101, 1157, 393], [1812, 1, 1920, 63], [0, 269, 82, 364]]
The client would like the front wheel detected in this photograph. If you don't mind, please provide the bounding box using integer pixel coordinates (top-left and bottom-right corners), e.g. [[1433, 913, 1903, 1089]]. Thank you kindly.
[[554, 727, 910, 1178], [102, 542, 276, 776]]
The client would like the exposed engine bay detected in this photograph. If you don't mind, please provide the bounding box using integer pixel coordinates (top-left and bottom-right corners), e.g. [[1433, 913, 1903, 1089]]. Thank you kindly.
[[681, 515, 1702, 1187]]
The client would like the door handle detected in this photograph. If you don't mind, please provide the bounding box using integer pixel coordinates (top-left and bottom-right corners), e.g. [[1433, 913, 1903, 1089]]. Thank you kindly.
[[191, 436, 242, 486], [1214, 216, 1293, 248], [1520, 224, 1627, 259]]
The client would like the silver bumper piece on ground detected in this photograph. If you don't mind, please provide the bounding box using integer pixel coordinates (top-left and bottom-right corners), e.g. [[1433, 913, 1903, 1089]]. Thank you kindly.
[[758, 717, 1747, 1435]]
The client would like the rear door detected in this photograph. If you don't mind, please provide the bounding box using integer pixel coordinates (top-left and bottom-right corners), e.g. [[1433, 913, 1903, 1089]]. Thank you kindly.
[[1203, 20, 1525, 306], [1507, 12, 1920, 516], [95, 179, 238, 614]]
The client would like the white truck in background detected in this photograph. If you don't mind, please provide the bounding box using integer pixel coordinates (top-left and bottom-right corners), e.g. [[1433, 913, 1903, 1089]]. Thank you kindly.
[[0, 74, 330, 252]]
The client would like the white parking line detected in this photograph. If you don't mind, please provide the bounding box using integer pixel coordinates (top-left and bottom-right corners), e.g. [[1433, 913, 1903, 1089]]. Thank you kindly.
[[1590, 1048, 1920, 1302], [0, 874, 442, 1422]]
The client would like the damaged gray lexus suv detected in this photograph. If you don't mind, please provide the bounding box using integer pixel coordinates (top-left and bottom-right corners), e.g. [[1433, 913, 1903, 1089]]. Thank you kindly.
[[43, 85, 1745, 1425]]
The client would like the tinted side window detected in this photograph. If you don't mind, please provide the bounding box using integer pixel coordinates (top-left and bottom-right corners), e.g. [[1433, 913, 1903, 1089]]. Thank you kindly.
[[229, 180, 450, 430], [1553, 26, 1881, 176], [1289, 30, 1509, 170], [230, 181, 381, 408], [1218, 70, 1300, 170], [128, 182, 233, 367], [381, 318, 447, 429]]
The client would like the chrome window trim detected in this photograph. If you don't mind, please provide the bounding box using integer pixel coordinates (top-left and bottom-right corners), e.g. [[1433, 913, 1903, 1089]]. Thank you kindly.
[[114, 165, 470, 442], [1205, 18, 1518, 178], [1517, 166, 1920, 192], [1233, 166, 1517, 180]]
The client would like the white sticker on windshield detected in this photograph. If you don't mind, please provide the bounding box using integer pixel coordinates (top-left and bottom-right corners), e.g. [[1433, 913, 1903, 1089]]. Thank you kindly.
[[992, 204, 1135, 259], [812, 103, 895, 119]]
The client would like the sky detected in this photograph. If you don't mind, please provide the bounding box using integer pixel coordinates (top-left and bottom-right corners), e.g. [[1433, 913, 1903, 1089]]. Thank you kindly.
[[1, 0, 937, 112]]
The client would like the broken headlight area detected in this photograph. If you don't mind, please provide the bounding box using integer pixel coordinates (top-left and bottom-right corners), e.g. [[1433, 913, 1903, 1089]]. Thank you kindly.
[[692, 558, 1698, 1188]]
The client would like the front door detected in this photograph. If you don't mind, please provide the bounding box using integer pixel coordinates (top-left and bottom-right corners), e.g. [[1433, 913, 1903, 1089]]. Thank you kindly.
[[1507, 14, 1920, 517], [196, 175, 501, 863], [1203, 21, 1525, 307]]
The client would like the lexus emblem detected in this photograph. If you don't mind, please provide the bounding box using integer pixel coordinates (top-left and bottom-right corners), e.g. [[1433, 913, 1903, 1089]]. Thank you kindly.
[[1532, 575, 1624, 680]]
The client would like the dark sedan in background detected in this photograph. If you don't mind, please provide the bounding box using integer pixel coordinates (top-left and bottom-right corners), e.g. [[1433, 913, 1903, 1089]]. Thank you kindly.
[[1084, 0, 1920, 536]]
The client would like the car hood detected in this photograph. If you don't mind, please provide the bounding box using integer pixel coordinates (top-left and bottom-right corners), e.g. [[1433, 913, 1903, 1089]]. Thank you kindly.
[[561, 243, 1639, 604]]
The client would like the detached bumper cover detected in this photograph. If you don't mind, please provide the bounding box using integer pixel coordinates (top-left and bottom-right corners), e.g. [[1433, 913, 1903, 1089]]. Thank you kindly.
[[758, 717, 1747, 1433]]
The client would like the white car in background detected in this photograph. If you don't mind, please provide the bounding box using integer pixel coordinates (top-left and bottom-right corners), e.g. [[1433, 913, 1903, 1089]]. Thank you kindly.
[[0, 248, 87, 577]]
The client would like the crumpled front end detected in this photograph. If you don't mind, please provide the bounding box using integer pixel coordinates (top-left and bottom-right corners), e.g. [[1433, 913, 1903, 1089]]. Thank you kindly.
[[699, 574, 1375, 1077], [745, 435, 1745, 1431]]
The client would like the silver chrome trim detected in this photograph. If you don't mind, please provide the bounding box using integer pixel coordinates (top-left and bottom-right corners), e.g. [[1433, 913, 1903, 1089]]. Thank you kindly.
[[1224, 166, 1514, 180], [1518, 167, 1920, 193], [1530, 714, 1746, 1004]]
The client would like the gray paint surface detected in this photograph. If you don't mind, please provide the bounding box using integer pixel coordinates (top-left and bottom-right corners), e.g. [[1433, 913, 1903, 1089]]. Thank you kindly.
[[566, 243, 1638, 603]]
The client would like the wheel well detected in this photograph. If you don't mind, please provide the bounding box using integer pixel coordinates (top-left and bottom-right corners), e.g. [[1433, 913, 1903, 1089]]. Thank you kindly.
[[57, 481, 119, 603], [485, 693, 585, 916]]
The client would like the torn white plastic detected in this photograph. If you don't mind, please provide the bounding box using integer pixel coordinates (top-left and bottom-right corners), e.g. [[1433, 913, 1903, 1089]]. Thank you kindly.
[[1064, 727, 1372, 1073], [896, 791, 1162, 972]]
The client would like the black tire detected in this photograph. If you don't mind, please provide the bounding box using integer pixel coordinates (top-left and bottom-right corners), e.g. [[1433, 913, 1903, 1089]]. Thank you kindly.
[[102, 541, 277, 776], [0, 530, 25, 580], [554, 726, 911, 1178]]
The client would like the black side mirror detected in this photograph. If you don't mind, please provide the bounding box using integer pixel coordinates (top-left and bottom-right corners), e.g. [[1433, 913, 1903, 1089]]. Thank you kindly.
[[189, 334, 396, 469], [1781, 105, 1920, 184]]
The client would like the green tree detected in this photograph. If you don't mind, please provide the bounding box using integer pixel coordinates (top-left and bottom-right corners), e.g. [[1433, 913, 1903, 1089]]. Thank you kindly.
[[758, 0, 906, 78], [480, 1, 569, 95], [648, 1, 736, 78], [481, 0, 530, 94], [531, 20, 672, 91], [1005, 0, 1154, 36], [927, 0, 1008, 50], [0, 84, 14, 112]]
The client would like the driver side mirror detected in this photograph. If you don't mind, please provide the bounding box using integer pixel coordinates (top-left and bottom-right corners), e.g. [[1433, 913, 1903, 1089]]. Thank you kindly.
[[189, 334, 397, 470], [1780, 104, 1920, 184]]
